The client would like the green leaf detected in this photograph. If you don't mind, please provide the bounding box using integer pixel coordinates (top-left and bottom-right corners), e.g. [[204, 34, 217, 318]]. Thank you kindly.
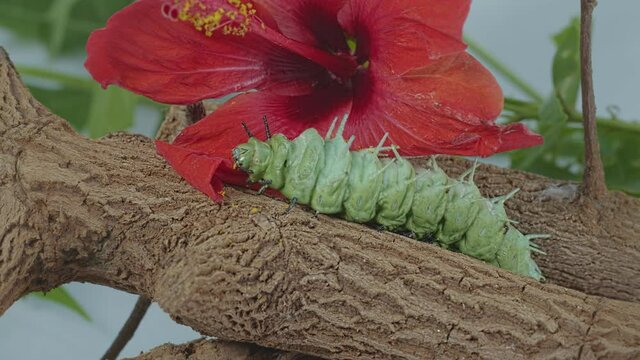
[[87, 86, 138, 138], [511, 93, 572, 172], [17, 65, 97, 90], [47, 0, 81, 57], [552, 17, 581, 112], [18, 66, 98, 132], [28, 85, 92, 130], [30, 286, 91, 321], [599, 127, 640, 196], [507, 94, 640, 195], [17, 66, 162, 136], [0, 0, 132, 55]]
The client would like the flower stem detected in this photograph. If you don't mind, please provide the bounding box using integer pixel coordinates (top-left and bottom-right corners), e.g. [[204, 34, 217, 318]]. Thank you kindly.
[[16, 65, 96, 90], [464, 36, 544, 103], [580, 0, 607, 199], [16, 65, 162, 109], [591, 117, 640, 133], [503, 96, 640, 135]]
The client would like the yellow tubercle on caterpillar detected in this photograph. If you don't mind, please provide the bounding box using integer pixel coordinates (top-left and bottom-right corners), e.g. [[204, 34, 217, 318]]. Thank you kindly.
[[163, 0, 256, 37]]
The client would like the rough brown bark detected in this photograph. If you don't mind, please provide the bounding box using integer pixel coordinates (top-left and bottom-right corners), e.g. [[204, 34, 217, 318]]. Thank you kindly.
[[124, 339, 320, 360], [103, 100, 219, 360], [1, 49, 640, 359]]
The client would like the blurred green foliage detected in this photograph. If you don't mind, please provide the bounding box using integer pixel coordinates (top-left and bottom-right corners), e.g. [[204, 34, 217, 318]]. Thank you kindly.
[[0, 0, 131, 56], [30, 288, 91, 321], [0, 0, 159, 139], [471, 18, 640, 196]]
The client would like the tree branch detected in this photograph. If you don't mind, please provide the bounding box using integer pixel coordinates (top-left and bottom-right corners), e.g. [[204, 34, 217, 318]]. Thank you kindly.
[[124, 338, 320, 360], [580, 0, 607, 199], [102, 100, 217, 360], [1, 48, 640, 359]]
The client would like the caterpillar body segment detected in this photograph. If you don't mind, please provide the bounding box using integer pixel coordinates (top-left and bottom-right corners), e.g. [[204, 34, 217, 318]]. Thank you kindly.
[[281, 129, 325, 204], [405, 160, 449, 238], [311, 121, 354, 215], [262, 134, 289, 190], [459, 189, 519, 262], [343, 142, 387, 223], [492, 226, 545, 280], [376, 151, 416, 230], [232, 115, 545, 280]]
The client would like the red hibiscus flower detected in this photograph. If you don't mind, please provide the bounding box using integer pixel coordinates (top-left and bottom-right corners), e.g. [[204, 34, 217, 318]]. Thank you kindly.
[[86, 0, 542, 201]]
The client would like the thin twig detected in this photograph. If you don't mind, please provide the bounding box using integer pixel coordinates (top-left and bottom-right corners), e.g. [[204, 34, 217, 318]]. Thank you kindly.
[[580, 0, 607, 199], [101, 296, 152, 360]]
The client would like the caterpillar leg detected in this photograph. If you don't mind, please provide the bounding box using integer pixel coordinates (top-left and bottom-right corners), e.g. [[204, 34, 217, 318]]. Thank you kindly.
[[285, 197, 298, 214], [257, 179, 272, 195]]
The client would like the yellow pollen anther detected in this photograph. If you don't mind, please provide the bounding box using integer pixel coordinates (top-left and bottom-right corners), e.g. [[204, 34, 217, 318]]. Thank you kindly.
[[164, 0, 256, 37]]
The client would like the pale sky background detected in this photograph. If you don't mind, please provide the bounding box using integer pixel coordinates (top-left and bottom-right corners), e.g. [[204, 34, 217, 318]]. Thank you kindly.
[[0, 1, 638, 359]]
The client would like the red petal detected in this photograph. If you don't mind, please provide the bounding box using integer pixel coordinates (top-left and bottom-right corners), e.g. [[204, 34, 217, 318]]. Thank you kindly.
[[338, 0, 469, 74], [155, 140, 228, 201], [85, 0, 339, 103], [173, 85, 352, 155], [157, 85, 351, 200], [345, 53, 542, 156], [399, 52, 505, 126], [258, 0, 349, 52]]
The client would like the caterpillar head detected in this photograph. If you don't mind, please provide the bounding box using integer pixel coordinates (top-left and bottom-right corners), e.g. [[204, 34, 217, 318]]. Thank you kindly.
[[232, 118, 275, 182], [232, 142, 255, 172], [232, 137, 273, 182]]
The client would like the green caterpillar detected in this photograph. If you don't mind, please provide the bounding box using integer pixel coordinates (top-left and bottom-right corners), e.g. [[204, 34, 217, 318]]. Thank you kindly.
[[232, 115, 546, 280]]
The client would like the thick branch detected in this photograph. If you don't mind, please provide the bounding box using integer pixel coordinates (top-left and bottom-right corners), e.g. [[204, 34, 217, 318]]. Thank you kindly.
[[125, 339, 320, 360], [580, 0, 607, 199], [1, 49, 640, 359], [103, 101, 218, 360]]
